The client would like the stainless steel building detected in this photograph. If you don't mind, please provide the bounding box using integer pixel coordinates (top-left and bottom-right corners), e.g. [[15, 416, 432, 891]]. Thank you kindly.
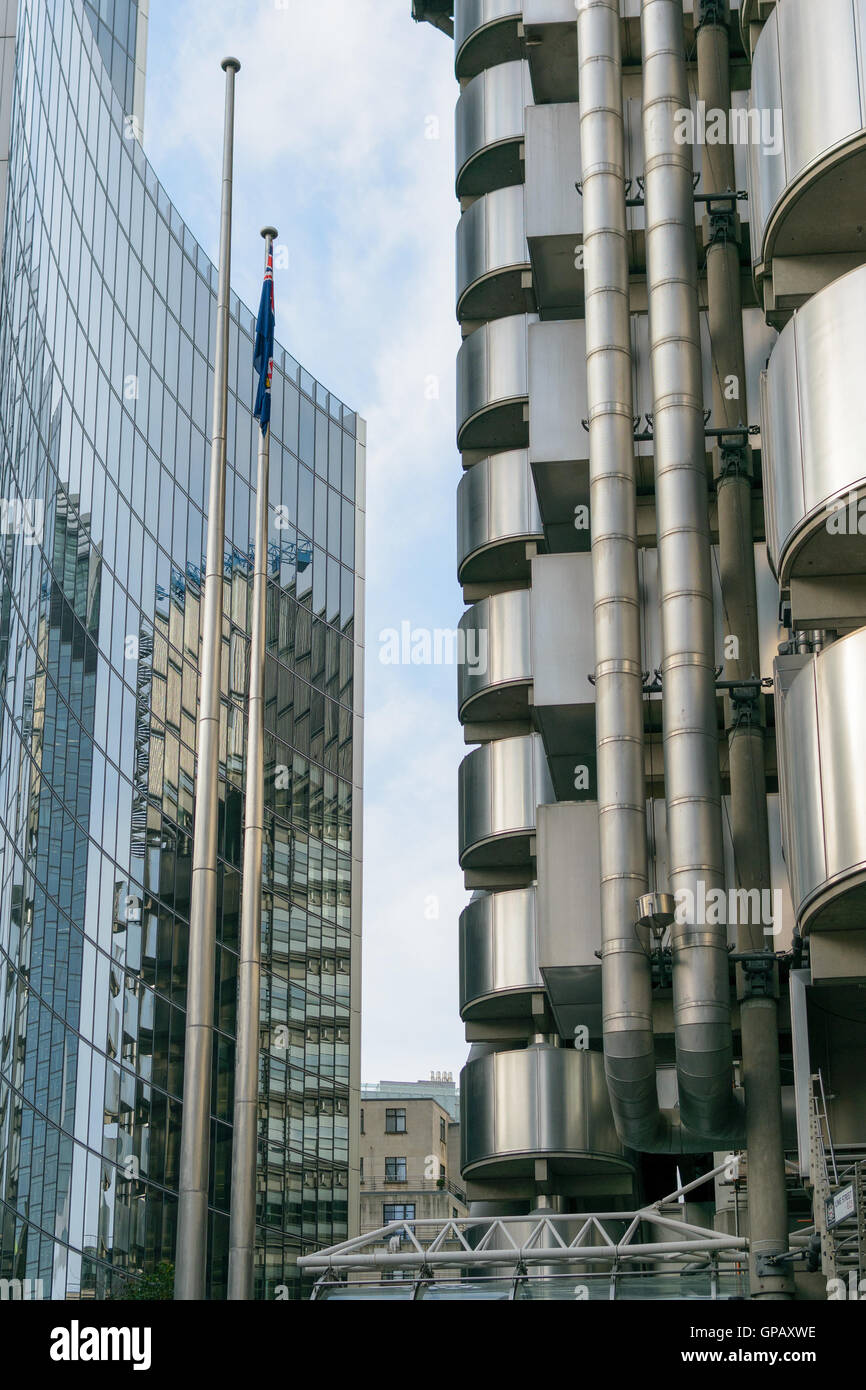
[[299, 0, 865, 1300], [0, 0, 365, 1299]]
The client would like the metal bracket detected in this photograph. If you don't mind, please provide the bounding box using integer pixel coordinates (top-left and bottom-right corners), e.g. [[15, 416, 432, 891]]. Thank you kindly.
[[716, 434, 751, 479], [708, 205, 738, 246], [587, 416, 759, 451], [578, 176, 646, 206], [651, 945, 673, 992], [730, 687, 759, 728], [754, 1251, 800, 1278], [729, 949, 778, 998], [695, 190, 748, 207], [697, 0, 729, 28], [626, 176, 646, 207]]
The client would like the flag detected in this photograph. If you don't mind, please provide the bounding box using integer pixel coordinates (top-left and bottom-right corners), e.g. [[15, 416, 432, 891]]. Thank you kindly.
[[253, 243, 275, 434]]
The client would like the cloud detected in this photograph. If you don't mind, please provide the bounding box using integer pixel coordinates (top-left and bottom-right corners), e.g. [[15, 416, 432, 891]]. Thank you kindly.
[[145, 0, 469, 1082], [361, 683, 467, 1079]]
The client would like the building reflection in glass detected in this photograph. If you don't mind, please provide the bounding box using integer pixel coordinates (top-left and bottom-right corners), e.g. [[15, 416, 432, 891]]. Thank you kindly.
[[0, 0, 363, 1301]]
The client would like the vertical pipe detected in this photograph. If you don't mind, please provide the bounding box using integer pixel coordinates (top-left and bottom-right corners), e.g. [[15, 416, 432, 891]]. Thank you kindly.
[[227, 228, 277, 1301], [175, 57, 240, 1302], [641, 0, 736, 1138], [696, 5, 792, 1297], [577, 0, 662, 1149]]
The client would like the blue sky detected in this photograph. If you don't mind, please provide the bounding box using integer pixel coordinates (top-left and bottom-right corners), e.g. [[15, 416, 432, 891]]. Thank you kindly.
[[143, 0, 468, 1083]]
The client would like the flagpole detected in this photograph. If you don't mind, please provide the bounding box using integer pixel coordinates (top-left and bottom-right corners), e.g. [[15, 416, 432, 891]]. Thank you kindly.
[[228, 226, 277, 1302], [175, 55, 240, 1302]]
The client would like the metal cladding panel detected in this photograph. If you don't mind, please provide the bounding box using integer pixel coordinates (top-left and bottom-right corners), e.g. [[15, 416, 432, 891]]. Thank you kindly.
[[457, 314, 534, 449], [777, 631, 866, 929], [777, 0, 861, 186], [494, 1048, 538, 1156], [760, 368, 779, 572], [525, 97, 750, 268], [461, 1052, 497, 1172], [638, 544, 780, 684], [747, 6, 785, 258], [795, 266, 866, 515], [816, 633, 866, 884], [525, 101, 581, 240], [457, 193, 490, 302], [776, 656, 826, 916], [456, 185, 529, 316], [530, 553, 594, 710], [457, 451, 543, 582], [648, 793, 794, 950], [457, 318, 490, 430], [522, 0, 576, 20], [520, 311, 769, 474], [763, 264, 866, 580], [536, 801, 602, 973], [460, 887, 542, 1013], [456, 0, 521, 48], [749, 0, 866, 266], [455, 60, 531, 195], [455, 0, 523, 79], [461, 1047, 628, 1170], [458, 732, 553, 863], [479, 184, 527, 275], [455, 2, 522, 79], [528, 320, 586, 463], [742, 308, 778, 435], [521, 2, 729, 32], [488, 313, 530, 394], [458, 587, 532, 715], [763, 311, 804, 569]]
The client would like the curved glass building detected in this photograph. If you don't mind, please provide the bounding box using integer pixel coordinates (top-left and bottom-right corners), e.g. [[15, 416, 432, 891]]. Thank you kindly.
[[0, 0, 364, 1299]]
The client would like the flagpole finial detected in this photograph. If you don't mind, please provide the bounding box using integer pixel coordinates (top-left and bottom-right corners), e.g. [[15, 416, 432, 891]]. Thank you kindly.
[[261, 226, 278, 244], [221, 56, 241, 72]]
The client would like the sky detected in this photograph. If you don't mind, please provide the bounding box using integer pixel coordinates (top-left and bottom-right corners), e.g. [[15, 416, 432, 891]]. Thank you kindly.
[[143, 0, 469, 1085]]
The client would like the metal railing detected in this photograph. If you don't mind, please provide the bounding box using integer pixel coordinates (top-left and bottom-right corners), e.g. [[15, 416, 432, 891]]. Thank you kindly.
[[360, 1175, 466, 1203]]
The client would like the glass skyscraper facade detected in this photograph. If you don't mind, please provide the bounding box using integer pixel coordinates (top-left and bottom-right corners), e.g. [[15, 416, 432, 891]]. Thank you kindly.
[[0, 0, 365, 1300]]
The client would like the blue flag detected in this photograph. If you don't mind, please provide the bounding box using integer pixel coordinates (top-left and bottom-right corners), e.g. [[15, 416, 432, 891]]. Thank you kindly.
[[253, 244, 275, 434]]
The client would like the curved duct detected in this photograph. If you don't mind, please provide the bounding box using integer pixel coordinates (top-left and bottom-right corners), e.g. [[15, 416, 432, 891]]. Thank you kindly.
[[641, 0, 739, 1140]]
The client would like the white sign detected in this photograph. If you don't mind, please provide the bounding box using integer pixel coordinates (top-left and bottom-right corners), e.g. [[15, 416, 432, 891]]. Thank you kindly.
[[826, 1184, 856, 1229]]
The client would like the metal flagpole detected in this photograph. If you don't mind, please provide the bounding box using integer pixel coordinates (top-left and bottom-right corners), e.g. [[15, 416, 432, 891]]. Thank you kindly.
[[228, 227, 277, 1301], [175, 56, 240, 1302]]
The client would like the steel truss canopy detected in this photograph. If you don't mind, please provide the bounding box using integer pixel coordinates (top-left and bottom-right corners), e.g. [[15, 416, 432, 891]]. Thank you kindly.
[[299, 1206, 747, 1275]]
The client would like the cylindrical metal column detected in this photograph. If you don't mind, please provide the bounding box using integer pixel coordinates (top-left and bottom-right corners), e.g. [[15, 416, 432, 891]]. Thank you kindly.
[[641, 0, 737, 1139], [227, 227, 278, 1302], [175, 56, 240, 1302], [696, 5, 791, 1297], [578, 0, 661, 1150]]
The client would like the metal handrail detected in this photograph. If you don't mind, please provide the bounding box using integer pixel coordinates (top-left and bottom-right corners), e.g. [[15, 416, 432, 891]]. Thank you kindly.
[[815, 1070, 839, 1183], [360, 1175, 467, 1202]]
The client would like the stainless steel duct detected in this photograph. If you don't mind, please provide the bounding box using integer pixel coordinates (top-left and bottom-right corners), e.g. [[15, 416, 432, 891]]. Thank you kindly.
[[697, 1, 791, 1298], [577, 0, 661, 1150], [641, 0, 738, 1139]]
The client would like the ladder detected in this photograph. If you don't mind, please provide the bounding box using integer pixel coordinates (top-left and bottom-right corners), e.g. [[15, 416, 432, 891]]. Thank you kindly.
[[808, 1072, 866, 1288]]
